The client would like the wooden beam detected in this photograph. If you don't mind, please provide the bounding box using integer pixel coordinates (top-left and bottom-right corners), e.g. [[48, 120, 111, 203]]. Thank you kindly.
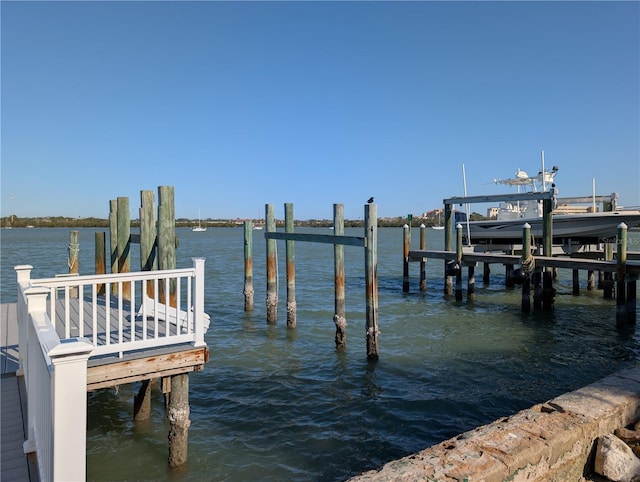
[[86, 347, 207, 391], [265, 231, 366, 247]]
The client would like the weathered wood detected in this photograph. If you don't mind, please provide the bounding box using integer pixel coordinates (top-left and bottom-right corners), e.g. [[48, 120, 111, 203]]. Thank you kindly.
[[483, 263, 491, 284], [627, 275, 637, 325], [95, 232, 106, 296], [285, 203, 296, 328], [402, 224, 410, 292], [333, 204, 346, 349], [444, 191, 554, 206], [444, 204, 454, 296], [158, 186, 176, 306], [140, 190, 156, 300], [467, 265, 475, 301], [109, 200, 118, 278], [365, 204, 379, 360], [455, 223, 462, 301], [68, 230, 79, 298], [86, 347, 207, 391], [265, 231, 365, 247], [167, 373, 190, 468], [117, 197, 131, 300], [604, 242, 614, 298], [419, 224, 427, 291], [573, 269, 580, 295], [522, 223, 531, 313], [134, 379, 152, 422], [266, 204, 277, 324], [243, 221, 254, 311], [587, 270, 595, 291], [616, 223, 628, 327]]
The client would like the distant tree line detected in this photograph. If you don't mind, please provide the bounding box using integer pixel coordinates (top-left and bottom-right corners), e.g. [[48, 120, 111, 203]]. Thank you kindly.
[[2, 213, 487, 229]]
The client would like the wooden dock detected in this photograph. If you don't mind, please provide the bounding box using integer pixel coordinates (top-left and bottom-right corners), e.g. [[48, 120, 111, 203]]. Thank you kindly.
[[1, 303, 33, 482]]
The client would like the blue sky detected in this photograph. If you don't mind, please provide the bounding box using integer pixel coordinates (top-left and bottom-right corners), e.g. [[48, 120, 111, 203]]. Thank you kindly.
[[2, 1, 638, 221]]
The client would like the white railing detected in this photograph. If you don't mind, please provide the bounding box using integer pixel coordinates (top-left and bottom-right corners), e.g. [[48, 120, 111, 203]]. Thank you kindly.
[[15, 258, 207, 481]]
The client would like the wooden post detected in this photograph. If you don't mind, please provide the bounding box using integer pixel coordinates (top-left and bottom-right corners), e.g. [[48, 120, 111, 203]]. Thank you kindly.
[[158, 186, 176, 306], [140, 190, 156, 300], [587, 270, 595, 291], [521, 223, 531, 313], [467, 264, 475, 301], [616, 222, 628, 327], [603, 242, 614, 299], [285, 203, 296, 328], [455, 223, 463, 301], [364, 203, 379, 360], [627, 275, 637, 325], [542, 196, 554, 310], [333, 204, 347, 349], [266, 204, 277, 324], [444, 203, 453, 297], [167, 373, 190, 467], [243, 221, 254, 311], [402, 224, 410, 292], [533, 269, 542, 310], [117, 196, 131, 300], [572, 270, 580, 295], [109, 199, 118, 295], [505, 264, 514, 288], [95, 232, 106, 296], [68, 230, 79, 297], [134, 380, 152, 422], [419, 224, 427, 291], [483, 263, 490, 284]]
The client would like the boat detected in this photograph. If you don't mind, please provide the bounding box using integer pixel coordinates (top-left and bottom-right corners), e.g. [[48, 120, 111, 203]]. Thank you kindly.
[[192, 211, 207, 232], [432, 211, 444, 230], [456, 160, 640, 252]]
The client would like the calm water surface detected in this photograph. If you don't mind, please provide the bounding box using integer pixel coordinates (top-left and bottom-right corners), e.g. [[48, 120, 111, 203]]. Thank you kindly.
[[2, 227, 639, 481]]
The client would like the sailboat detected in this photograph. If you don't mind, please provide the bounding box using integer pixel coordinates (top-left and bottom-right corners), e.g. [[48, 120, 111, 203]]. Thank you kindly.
[[192, 211, 207, 232], [432, 211, 444, 230]]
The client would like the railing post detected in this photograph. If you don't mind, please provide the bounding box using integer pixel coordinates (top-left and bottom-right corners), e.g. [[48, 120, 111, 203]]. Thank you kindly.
[[49, 338, 93, 482], [192, 258, 206, 347], [22, 286, 51, 457], [15, 265, 33, 376]]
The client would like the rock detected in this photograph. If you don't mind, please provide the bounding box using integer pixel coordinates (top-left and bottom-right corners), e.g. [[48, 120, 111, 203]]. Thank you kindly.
[[616, 427, 640, 443], [594, 434, 640, 482]]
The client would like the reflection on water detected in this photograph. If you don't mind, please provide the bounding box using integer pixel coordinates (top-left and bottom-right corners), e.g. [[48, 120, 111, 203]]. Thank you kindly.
[[2, 227, 639, 481]]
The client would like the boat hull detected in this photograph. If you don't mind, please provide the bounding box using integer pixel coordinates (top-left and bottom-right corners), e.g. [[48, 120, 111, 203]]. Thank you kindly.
[[463, 211, 640, 245]]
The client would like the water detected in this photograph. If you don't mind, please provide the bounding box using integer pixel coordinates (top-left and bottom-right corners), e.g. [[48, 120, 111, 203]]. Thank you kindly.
[[2, 227, 639, 481]]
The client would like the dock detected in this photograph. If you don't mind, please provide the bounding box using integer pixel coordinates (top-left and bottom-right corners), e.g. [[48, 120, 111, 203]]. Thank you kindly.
[[3, 258, 209, 481]]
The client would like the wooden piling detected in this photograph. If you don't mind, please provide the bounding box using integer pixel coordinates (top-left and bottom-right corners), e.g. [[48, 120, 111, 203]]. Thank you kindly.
[[333, 204, 346, 349], [444, 204, 454, 297], [117, 196, 131, 300], [627, 275, 637, 325], [167, 374, 190, 468], [364, 204, 379, 360], [467, 264, 475, 301], [266, 204, 277, 324], [603, 242, 614, 299], [521, 223, 531, 313], [68, 230, 79, 297], [541, 196, 554, 310], [243, 221, 254, 311], [587, 270, 595, 291], [402, 224, 410, 292], [109, 200, 118, 274], [134, 380, 152, 422], [455, 223, 463, 302], [285, 203, 296, 328], [140, 190, 156, 299], [95, 232, 106, 296], [572, 270, 580, 295], [158, 186, 176, 306], [483, 263, 490, 284], [616, 223, 628, 327], [419, 224, 427, 291]]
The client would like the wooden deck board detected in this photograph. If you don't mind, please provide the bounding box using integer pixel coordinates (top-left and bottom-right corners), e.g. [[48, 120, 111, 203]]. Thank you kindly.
[[1, 374, 32, 482]]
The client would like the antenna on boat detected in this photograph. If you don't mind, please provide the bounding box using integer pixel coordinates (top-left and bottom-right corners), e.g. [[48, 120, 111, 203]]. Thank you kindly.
[[541, 150, 546, 192], [462, 164, 471, 245]]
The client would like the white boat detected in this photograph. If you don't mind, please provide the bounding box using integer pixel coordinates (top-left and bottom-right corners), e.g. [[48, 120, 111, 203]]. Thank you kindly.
[[192, 211, 207, 232], [432, 211, 444, 230], [458, 162, 640, 251]]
